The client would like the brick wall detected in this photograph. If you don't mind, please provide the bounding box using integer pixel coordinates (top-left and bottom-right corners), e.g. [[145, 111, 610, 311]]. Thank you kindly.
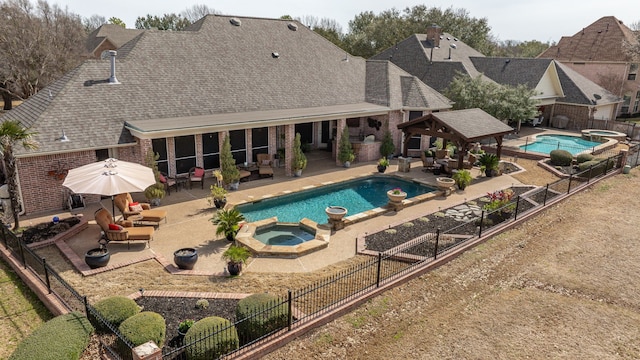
[[552, 104, 590, 130]]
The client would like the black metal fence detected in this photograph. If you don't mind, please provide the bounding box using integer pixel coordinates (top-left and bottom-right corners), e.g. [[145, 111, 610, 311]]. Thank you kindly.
[[0, 152, 628, 360]]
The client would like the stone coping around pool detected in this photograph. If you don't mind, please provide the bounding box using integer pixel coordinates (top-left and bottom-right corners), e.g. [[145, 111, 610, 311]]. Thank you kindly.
[[235, 217, 331, 258], [581, 129, 627, 142], [229, 173, 444, 229]]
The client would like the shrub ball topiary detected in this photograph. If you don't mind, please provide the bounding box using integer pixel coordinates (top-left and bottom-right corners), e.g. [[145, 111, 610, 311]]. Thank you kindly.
[[235, 293, 289, 345], [185, 316, 239, 360], [93, 296, 141, 331], [576, 153, 594, 164], [9, 312, 93, 360], [578, 159, 614, 176], [549, 149, 573, 166], [119, 311, 166, 347]]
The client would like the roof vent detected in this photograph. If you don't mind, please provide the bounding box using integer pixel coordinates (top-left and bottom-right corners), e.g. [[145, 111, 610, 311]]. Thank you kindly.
[[287, 23, 298, 31], [272, 52, 279, 58], [453, 38, 458, 41], [450, 43, 457, 49], [108, 50, 119, 84], [230, 18, 241, 26], [594, 94, 602, 100], [439, 35, 443, 39], [446, 37, 451, 40]]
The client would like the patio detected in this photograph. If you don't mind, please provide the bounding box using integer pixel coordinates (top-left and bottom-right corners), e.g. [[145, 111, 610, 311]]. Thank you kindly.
[[23, 150, 523, 276]]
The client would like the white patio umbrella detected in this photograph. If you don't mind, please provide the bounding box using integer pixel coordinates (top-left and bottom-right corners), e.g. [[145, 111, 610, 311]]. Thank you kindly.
[[62, 158, 156, 216]]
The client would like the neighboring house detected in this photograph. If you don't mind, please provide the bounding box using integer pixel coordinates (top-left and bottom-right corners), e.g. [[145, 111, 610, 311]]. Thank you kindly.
[[86, 24, 145, 58], [539, 16, 640, 117], [372, 25, 621, 129], [0, 15, 451, 215]]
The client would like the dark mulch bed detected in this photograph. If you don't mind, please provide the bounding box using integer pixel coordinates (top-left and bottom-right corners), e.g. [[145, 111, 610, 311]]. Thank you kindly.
[[135, 296, 240, 351], [365, 186, 535, 254], [20, 217, 81, 244]]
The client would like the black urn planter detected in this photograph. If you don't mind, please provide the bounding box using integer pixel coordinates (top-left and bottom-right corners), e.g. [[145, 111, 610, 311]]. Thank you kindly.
[[85, 247, 110, 269], [213, 198, 227, 209], [174, 248, 198, 270], [227, 261, 243, 276], [377, 165, 387, 173]]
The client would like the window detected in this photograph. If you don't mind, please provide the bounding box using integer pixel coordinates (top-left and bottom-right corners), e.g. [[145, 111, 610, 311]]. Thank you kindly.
[[152, 139, 169, 174], [295, 123, 313, 145], [630, 63, 639, 81], [229, 130, 246, 164], [251, 127, 269, 161], [629, 74, 637, 81], [202, 132, 220, 170], [407, 111, 423, 151], [95, 149, 109, 161], [174, 135, 196, 174]]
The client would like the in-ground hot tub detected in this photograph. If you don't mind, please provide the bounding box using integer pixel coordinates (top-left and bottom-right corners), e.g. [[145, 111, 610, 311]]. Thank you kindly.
[[581, 129, 627, 142], [235, 217, 331, 258]]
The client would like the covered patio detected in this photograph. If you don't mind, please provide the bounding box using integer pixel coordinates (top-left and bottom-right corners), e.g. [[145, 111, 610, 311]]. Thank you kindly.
[[398, 108, 514, 170]]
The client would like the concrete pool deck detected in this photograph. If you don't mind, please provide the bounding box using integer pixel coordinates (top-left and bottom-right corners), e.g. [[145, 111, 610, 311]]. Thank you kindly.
[[22, 150, 524, 276]]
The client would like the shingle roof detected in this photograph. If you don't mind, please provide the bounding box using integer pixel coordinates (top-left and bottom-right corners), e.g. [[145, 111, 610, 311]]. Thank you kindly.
[[85, 24, 144, 55], [538, 16, 638, 62], [470, 57, 552, 89], [433, 109, 514, 141], [3, 15, 386, 155], [554, 62, 621, 105]]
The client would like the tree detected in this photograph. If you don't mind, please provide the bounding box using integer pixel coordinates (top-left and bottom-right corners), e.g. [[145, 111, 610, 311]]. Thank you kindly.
[[623, 20, 640, 61], [343, 5, 492, 58], [181, 4, 219, 23], [108, 17, 126, 28], [135, 13, 191, 30], [0, 0, 86, 109], [492, 39, 553, 58], [445, 72, 538, 125], [220, 135, 239, 186], [296, 15, 345, 50], [0, 120, 38, 229], [83, 14, 106, 32]]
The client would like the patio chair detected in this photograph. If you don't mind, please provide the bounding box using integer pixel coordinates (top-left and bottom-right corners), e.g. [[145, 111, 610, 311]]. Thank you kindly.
[[94, 208, 154, 249], [188, 167, 205, 189], [67, 193, 85, 211], [114, 193, 167, 226], [256, 153, 274, 178], [159, 172, 177, 195]]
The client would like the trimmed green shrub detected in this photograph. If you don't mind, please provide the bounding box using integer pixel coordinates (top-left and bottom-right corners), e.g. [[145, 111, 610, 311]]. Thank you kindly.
[[576, 153, 594, 164], [185, 316, 239, 360], [93, 296, 141, 329], [235, 293, 289, 345], [119, 311, 166, 347], [549, 149, 573, 166], [578, 159, 615, 176], [9, 312, 93, 360]]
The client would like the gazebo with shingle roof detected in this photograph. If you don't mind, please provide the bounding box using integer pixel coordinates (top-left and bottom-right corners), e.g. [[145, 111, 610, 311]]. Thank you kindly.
[[397, 108, 514, 169]]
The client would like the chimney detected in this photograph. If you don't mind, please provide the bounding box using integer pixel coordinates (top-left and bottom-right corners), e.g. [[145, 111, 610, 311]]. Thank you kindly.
[[426, 24, 441, 48], [108, 50, 119, 84]]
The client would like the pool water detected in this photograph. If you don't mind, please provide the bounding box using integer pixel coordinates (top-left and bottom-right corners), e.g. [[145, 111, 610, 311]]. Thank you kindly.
[[238, 176, 436, 223], [520, 134, 600, 155], [253, 224, 315, 246]]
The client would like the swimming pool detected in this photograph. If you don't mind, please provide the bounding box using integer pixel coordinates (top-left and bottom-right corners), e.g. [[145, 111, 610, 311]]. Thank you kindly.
[[519, 134, 600, 156], [237, 176, 436, 223]]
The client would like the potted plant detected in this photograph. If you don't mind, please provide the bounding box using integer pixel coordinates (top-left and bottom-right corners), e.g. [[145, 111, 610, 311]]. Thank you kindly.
[[377, 157, 389, 173], [338, 127, 355, 167], [379, 130, 395, 159], [220, 135, 241, 189], [85, 241, 110, 269], [178, 319, 195, 337], [174, 248, 198, 270], [222, 244, 251, 276], [291, 132, 307, 176], [144, 150, 166, 206], [386, 187, 407, 203], [478, 153, 499, 177], [207, 184, 228, 209], [452, 169, 472, 190], [211, 208, 245, 241]]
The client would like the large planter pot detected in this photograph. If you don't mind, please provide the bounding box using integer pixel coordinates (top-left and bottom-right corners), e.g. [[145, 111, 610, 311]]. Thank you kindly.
[[436, 177, 455, 191], [174, 248, 198, 270], [377, 165, 387, 173], [344, 161, 351, 168], [325, 206, 348, 221], [387, 190, 407, 203], [294, 169, 303, 177], [213, 198, 227, 209], [85, 247, 110, 269], [228, 182, 240, 191], [227, 261, 243, 276]]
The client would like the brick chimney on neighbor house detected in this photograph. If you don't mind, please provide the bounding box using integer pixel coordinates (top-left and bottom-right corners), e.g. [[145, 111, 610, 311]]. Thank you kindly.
[[426, 24, 442, 48]]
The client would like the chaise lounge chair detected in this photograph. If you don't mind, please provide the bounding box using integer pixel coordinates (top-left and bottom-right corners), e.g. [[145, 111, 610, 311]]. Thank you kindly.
[[94, 208, 154, 249], [114, 193, 167, 226]]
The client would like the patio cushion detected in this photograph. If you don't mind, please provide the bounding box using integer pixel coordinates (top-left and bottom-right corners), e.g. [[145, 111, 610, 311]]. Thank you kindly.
[[108, 223, 123, 231], [130, 204, 143, 212], [194, 168, 205, 177]]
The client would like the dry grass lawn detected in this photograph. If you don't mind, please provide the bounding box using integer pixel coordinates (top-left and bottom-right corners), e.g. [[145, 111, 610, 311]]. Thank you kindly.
[[265, 168, 640, 359]]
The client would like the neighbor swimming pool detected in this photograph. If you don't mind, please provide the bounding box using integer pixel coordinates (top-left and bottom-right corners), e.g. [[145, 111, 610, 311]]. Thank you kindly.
[[237, 176, 436, 223], [519, 134, 600, 156]]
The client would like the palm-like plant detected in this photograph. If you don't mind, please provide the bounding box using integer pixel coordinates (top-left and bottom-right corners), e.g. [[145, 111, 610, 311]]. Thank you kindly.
[[0, 120, 38, 229], [210, 208, 245, 241]]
